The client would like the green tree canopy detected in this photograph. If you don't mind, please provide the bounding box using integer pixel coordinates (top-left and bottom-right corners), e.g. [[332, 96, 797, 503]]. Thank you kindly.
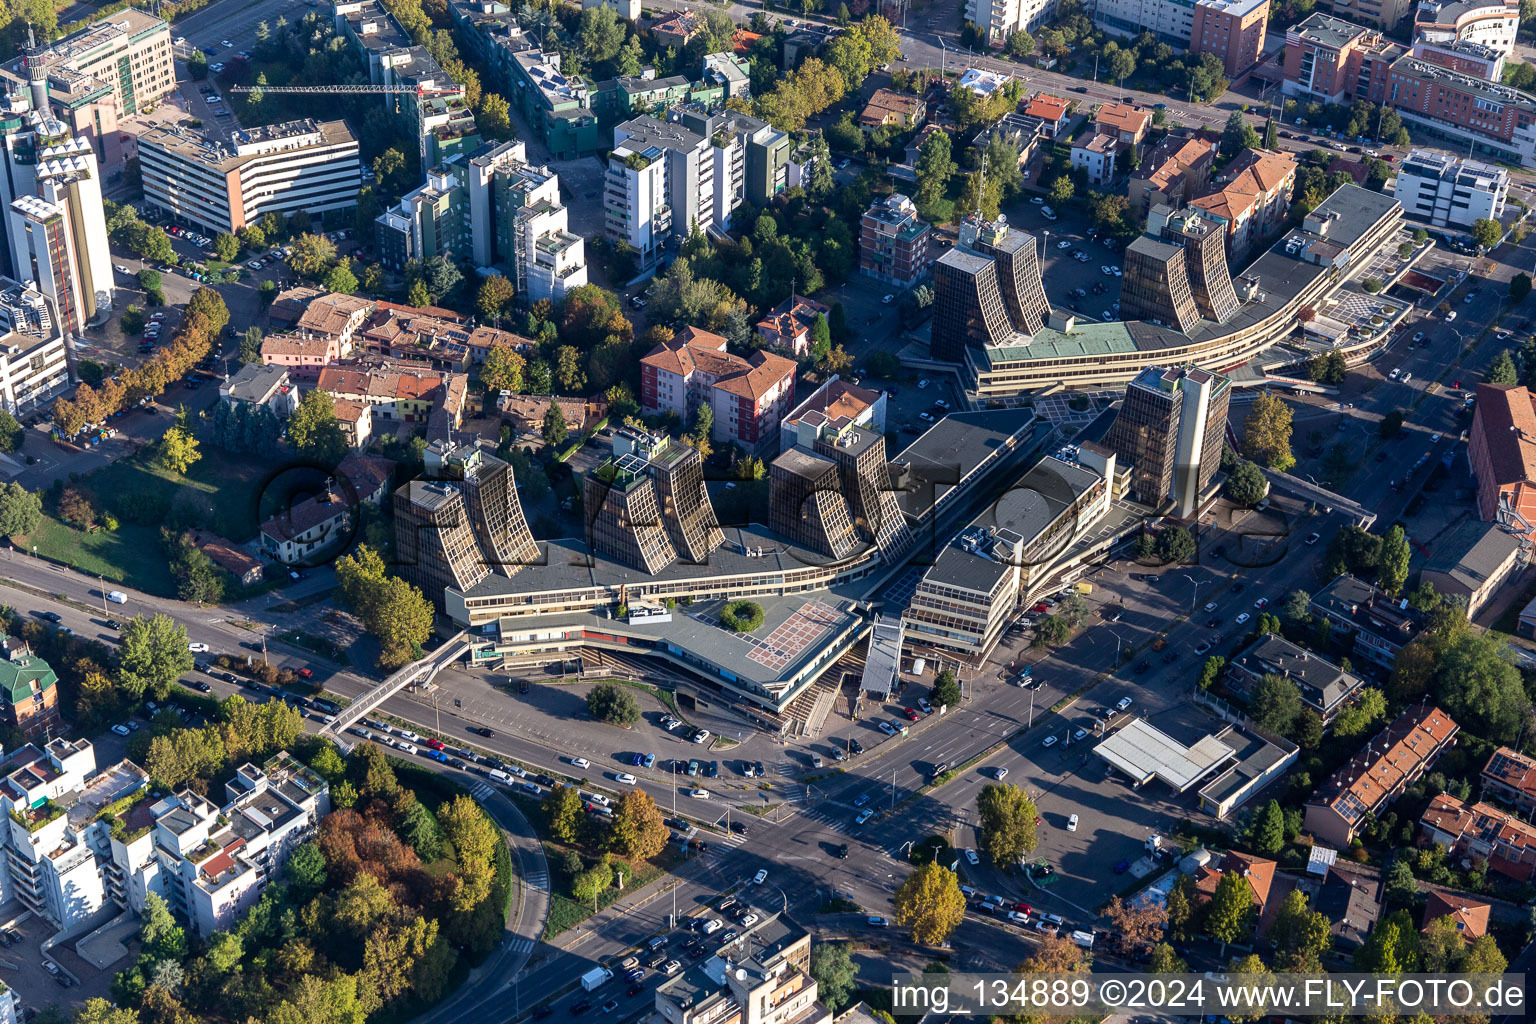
[[976, 783, 1040, 867]]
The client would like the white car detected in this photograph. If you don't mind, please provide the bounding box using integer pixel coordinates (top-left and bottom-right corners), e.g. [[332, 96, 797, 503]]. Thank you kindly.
[[572, 756, 591, 769], [689, 788, 711, 799], [855, 809, 873, 825], [1056, 240, 1073, 250], [1008, 910, 1031, 924], [1042, 735, 1058, 748], [616, 772, 638, 785], [398, 743, 419, 756], [1102, 265, 1114, 275], [398, 730, 421, 742], [917, 379, 929, 388], [964, 848, 979, 866], [1116, 697, 1133, 711], [994, 766, 1009, 780], [877, 720, 896, 735], [741, 913, 759, 927], [1431, 433, 1442, 443], [701, 918, 723, 934], [111, 724, 131, 736], [753, 869, 768, 884], [882, 294, 895, 304], [1203, 601, 1218, 612], [114, 264, 129, 273], [1030, 196, 1045, 204], [1067, 814, 1079, 832], [1235, 612, 1251, 625], [221, 39, 233, 46], [188, 642, 209, 653]]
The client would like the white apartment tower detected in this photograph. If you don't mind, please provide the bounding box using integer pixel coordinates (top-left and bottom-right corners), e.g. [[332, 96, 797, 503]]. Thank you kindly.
[[1392, 148, 1510, 229], [967, 0, 1059, 43], [466, 140, 588, 302], [606, 116, 716, 269]]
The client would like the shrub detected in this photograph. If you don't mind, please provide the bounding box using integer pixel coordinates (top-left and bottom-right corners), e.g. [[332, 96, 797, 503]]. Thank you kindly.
[[721, 600, 765, 632]]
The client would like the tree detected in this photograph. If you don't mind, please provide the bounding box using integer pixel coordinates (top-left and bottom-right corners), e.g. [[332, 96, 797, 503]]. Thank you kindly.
[[893, 861, 966, 946], [554, 345, 586, 392], [976, 783, 1039, 868], [1225, 460, 1268, 505], [0, 481, 42, 538], [1006, 29, 1035, 57], [930, 669, 961, 708], [118, 614, 194, 701], [288, 232, 338, 279], [407, 279, 432, 309], [1434, 630, 1530, 743], [287, 389, 349, 466], [324, 260, 358, 295], [173, 544, 224, 605], [1205, 870, 1255, 949], [371, 578, 433, 670], [1354, 910, 1415, 974], [587, 681, 641, 726], [544, 784, 585, 842], [809, 942, 857, 1012], [478, 275, 516, 327], [1376, 524, 1411, 596], [579, 3, 625, 63], [572, 860, 612, 907], [74, 998, 142, 1024], [1511, 273, 1532, 304], [213, 232, 239, 262], [1471, 217, 1503, 250], [1250, 798, 1285, 855], [1104, 895, 1168, 953], [542, 402, 568, 447], [1331, 687, 1386, 739], [439, 795, 497, 910], [1489, 349, 1519, 385], [482, 342, 525, 393], [1242, 392, 1295, 471], [1221, 110, 1261, 158], [1154, 525, 1197, 565], [240, 325, 264, 365], [157, 426, 200, 475], [285, 842, 327, 896], [1264, 888, 1331, 971], [1379, 409, 1405, 438], [1198, 654, 1226, 690], [914, 129, 955, 212], [609, 789, 668, 859], [1249, 673, 1304, 735], [616, 37, 644, 77]]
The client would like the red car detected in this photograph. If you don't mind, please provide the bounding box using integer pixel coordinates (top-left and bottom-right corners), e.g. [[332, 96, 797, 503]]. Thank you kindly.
[[296, 667, 313, 680], [903, 707, 920, 721], [426, 738, 445, 751], [1031, 602, 1049, 614], [1013, 902, 1033, 915]]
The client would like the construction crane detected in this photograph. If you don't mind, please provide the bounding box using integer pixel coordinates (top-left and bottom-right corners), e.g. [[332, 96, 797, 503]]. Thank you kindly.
[[227, 83, 463, 166]]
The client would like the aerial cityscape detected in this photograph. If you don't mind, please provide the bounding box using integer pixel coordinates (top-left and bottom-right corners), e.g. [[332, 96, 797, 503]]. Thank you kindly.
[[0, 0, 1531, 1018]]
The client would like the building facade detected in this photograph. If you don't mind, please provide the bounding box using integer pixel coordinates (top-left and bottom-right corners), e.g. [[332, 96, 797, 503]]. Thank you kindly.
[[931, 212, 1050, 363], [1308, 573, 1425, 668], [966, 0, 1058, 44], [0, 636, 60, 738], [1189, 148, 1298, 256], [1392, 148, 1509, 227], [1071, 134, 1119, 185], [1283, 15, 1404, 105], [1421, 792, 1536, 880], [1468, 383, 1536, 543], [859, 193, 932, 287], [1414, 0, 1520, 57], [1191, 0, 1270, 75], [139, 119, 361, 235], [1102, 364, 1230, 516], [0, 282, 69, 415], [606, 116, 714, 269], [638, 326, 797, 455]]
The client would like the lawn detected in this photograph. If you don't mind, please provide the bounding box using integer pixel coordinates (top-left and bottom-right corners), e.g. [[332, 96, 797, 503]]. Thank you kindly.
[[15, 449, 274, 595]]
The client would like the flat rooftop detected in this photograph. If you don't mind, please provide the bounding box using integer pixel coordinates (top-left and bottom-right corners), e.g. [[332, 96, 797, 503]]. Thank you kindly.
[[1094, 718, 1236, 792], [891, 409, 1043, 521]]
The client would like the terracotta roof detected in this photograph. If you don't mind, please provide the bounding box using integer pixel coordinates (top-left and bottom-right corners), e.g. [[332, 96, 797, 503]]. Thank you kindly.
[[1421, 890, 1490, 939], [261, 333, 336, 360], [187, 530, 262, 578], [789, 379, 880, 432], [296, 293, 373, 337], [259, 492, 351, 543], [731, 29, 763, 52], [1192, 148, 1297, 222], [714, 349, 796, 401], [316, 363, 468, 419], [1194, 850, 1277, 909], [1023, 94, 1070, 122], [1311, 704, 1459, 829], [640, 326, 795, 401], [1095, 102, 1150, 135], [332, 398, 368, 423], [1483, 745, 1536, 801], [1473, 384, 1536, 484], [374, 299, 466, 323], [756, 293, 830, 346], [1078, 133, 1117, 155], [861, 88, 922, 126], [1423, 792, 1536, 870], [1144, 136, 1216, 191], [336, 452, 394, 500]]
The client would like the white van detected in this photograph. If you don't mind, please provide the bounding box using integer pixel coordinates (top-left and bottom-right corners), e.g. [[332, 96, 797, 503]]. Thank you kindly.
[[488, 769, 513, 784], [911, 657, 927, 678], [106, 591, 127, 604]]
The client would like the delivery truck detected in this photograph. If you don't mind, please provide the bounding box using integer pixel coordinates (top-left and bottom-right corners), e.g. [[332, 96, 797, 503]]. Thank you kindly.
[[580, 967, 613, 992]]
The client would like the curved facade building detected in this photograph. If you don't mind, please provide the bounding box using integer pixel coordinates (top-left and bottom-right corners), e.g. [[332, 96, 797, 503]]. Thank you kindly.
[[931, 213, 1049, 362], [1414, 0, 1519, 57]]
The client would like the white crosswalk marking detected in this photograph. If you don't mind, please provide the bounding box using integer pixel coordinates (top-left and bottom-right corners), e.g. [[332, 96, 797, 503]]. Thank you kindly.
[[510, 937, 534, 953], [470, 782, 493, 800]]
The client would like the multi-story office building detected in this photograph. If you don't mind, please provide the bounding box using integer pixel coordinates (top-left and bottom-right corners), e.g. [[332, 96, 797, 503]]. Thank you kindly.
[[1103, 365, 1230, 516], [931, 212, 1050, 362], [0, 281, 69, 415], [139, 119, 361, 235], [809, 418, 913, 560], [639, 326, 797, 456], [508, 50, 603, 160], [0, 93, 114, 331], [0, 10, 175, 171], [1392, 147, 1510, 227], [1155, 205, 1243, 323], [1282, 14, 1405, 104], [1380, 56, 1536, 167], [860, 194, 932, 287], [606, 116, 714, 269], [904, 448, 1114, 660], [0, 634, 60, 739], [1120, 237, 1201, 332], [393, 440, 539, 597], [1410, 35, 1505, 79], [1092, 0, 1200, 47], [966, 0, 1058, 44], [1191, 0, 1271, 75], [583, 428, 723, 572], [1414, 0, 1520, 57], [767, 447, 859, 559]]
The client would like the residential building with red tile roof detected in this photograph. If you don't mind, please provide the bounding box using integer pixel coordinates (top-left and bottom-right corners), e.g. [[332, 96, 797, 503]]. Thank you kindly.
[[755, 293, 831, 356], [1021, 94, 1072, 138], [1129, 133, 1219, 216], [1071, 133, 1119, 185], [1421, 792, 1536, 880], [295, 292, 375, 350], [1194, 850, 1277, 912], [1469, 384, 1536, 544], [1094, 103, 1151, 147], [336, 452, 395, 506], [259, 490, 354, 564], [1190, 148, 1297, 255], [316, 361, 468, 435], [332, 399, 373, 448], [1482, 745, 1536, 814], [497, 392, 608, 435], [187, 530, 264, 586], [650, 9, 700, 44], [1306, 704, 1459, 848], [260, 332, 344, 381], [779, 377, 886, 453], [731, 29, 763, 53], [639, 326, 797, 455], [859, 89, 926, 131], [1420, 890, 1491, 939]]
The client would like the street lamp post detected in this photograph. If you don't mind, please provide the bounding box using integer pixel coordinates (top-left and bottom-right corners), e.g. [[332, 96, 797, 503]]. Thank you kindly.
[[1180, 573, 1208, 615]]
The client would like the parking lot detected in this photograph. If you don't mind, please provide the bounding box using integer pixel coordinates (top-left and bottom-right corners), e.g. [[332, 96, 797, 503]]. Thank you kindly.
[[1, 910, 114, 1018], [999, 197, 1124, 322]]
